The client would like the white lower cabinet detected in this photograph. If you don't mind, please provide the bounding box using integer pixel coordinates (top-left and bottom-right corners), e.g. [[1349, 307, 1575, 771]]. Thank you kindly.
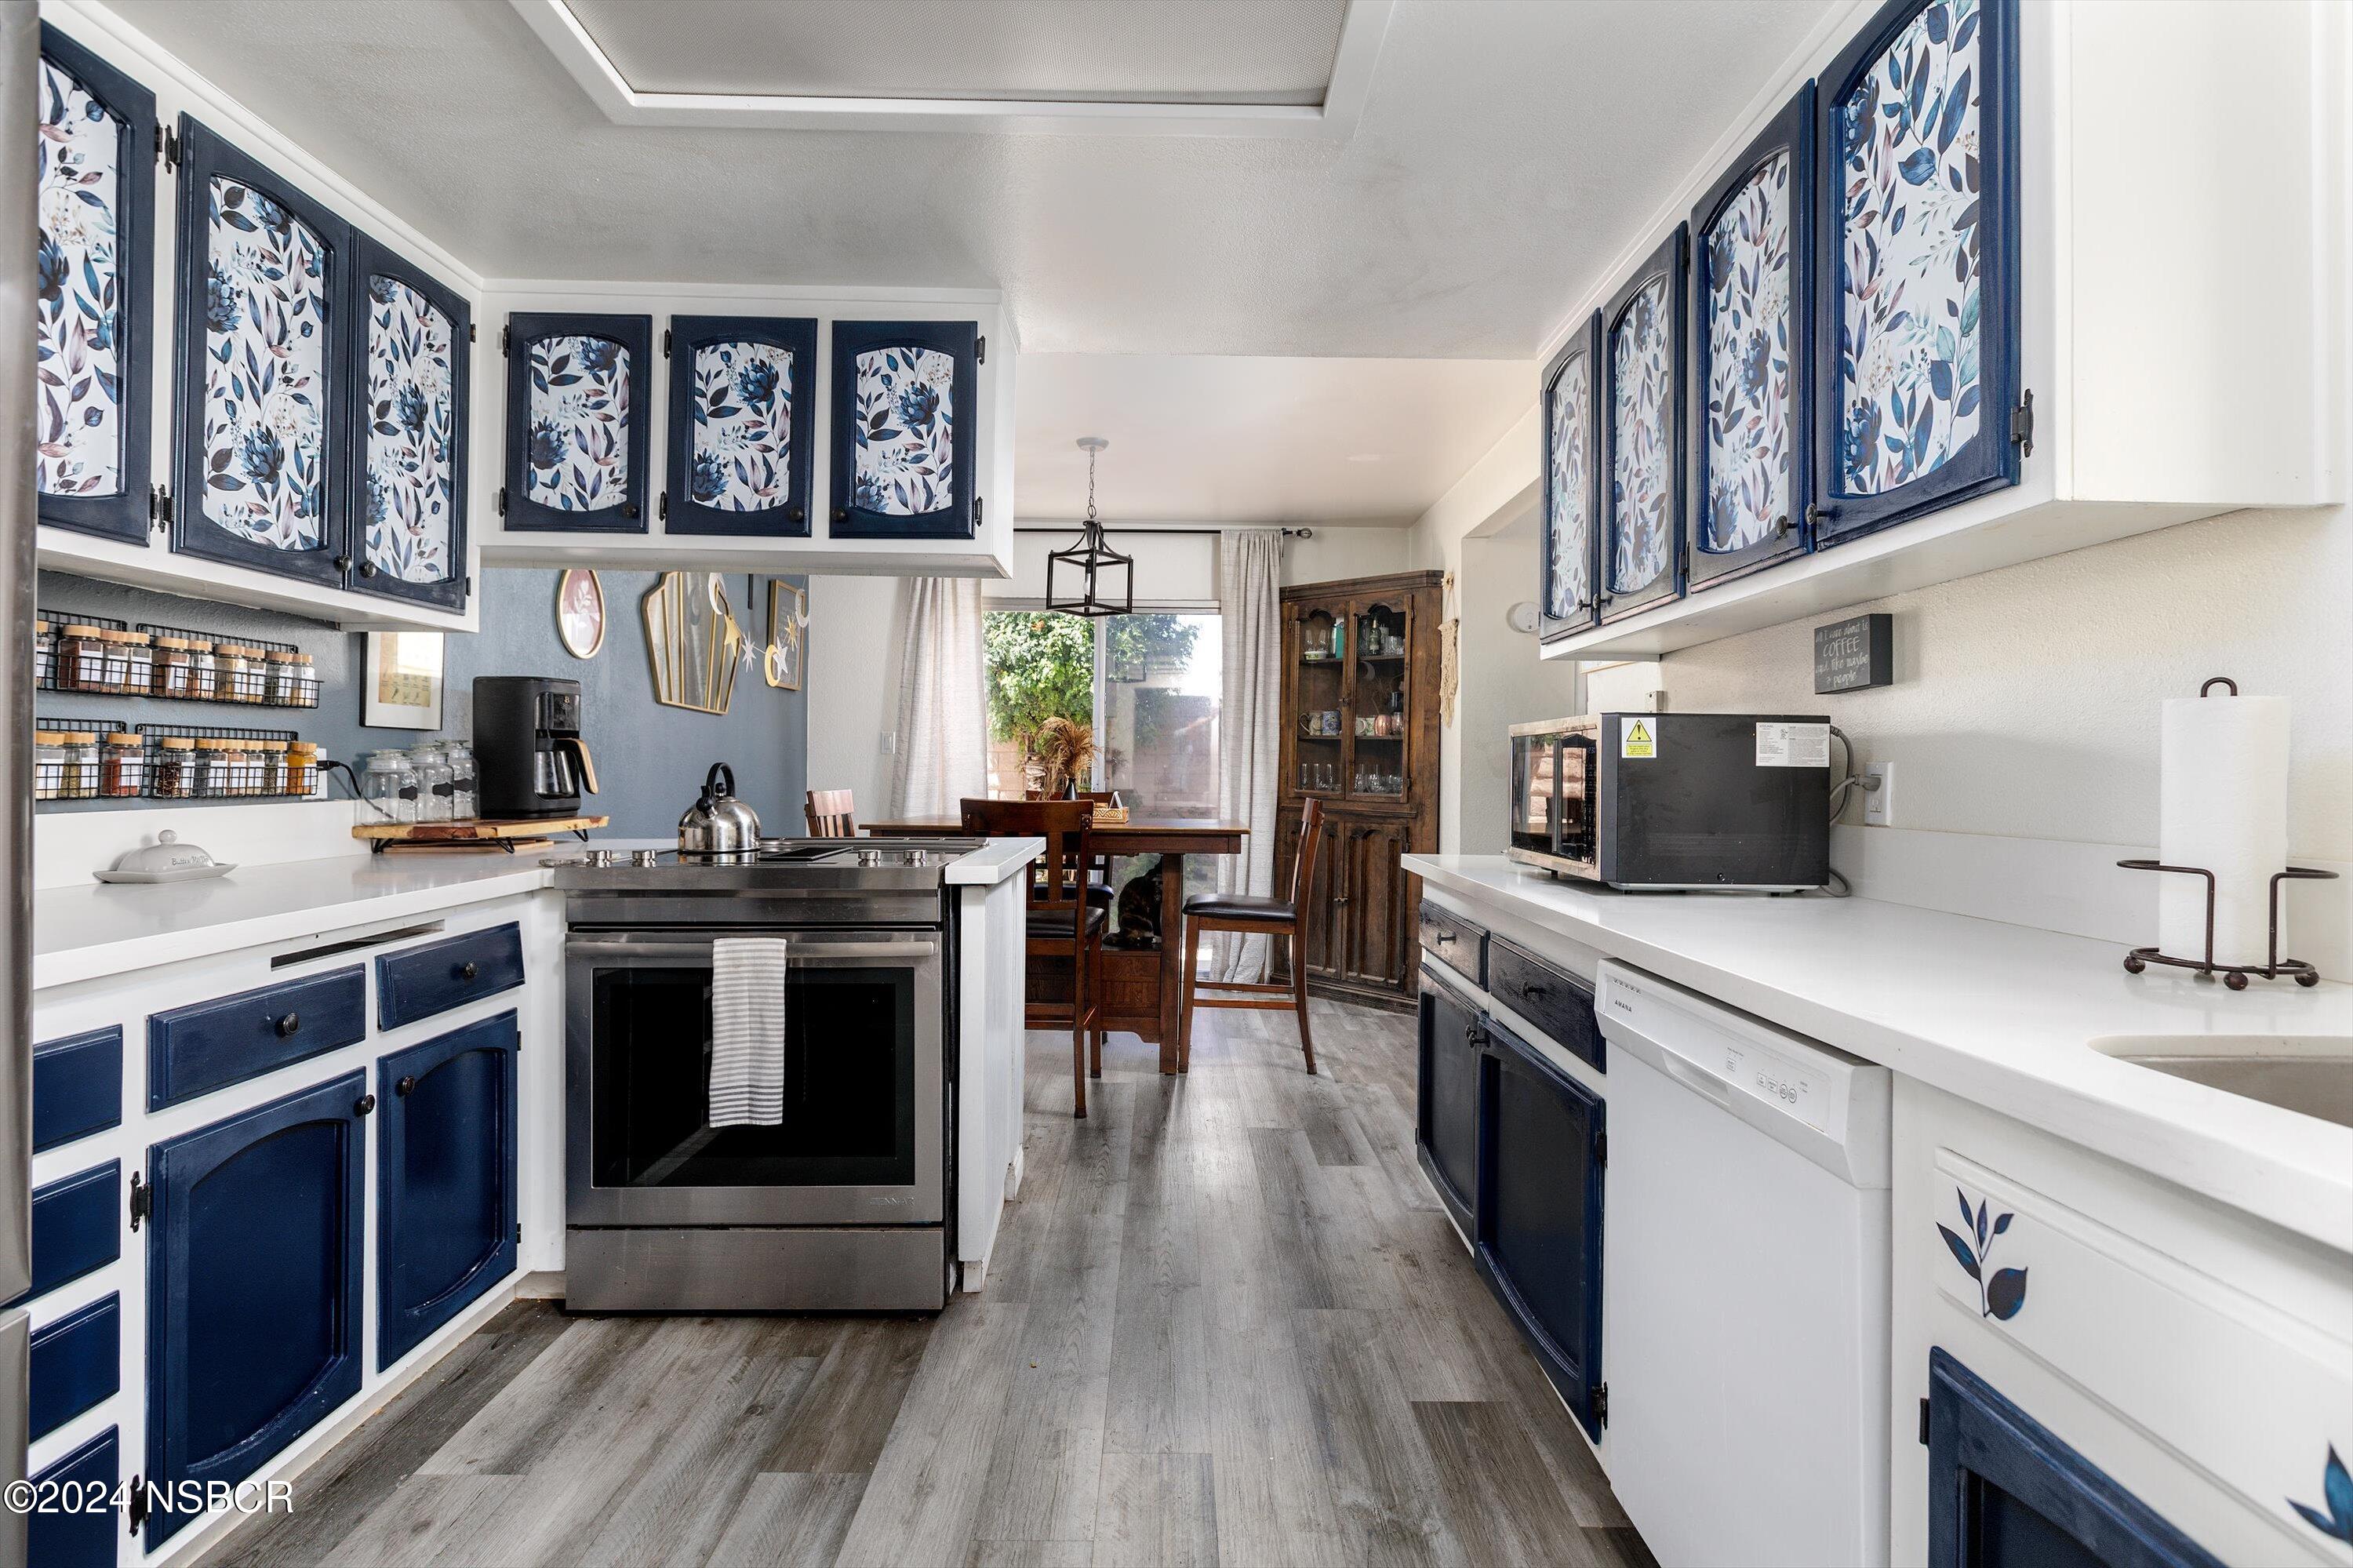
[[1891, 1078, 2353, 1567]]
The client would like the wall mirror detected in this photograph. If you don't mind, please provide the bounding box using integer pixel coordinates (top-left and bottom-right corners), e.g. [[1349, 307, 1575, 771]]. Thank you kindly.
[[642, 570, 741, 714]]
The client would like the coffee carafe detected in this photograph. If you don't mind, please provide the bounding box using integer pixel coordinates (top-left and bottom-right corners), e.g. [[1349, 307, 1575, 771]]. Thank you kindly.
[[473, 676, 598, 819]]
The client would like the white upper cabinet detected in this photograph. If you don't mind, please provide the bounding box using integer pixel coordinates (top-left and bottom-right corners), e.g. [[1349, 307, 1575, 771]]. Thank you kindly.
[[1544, 0, 2341, 660]]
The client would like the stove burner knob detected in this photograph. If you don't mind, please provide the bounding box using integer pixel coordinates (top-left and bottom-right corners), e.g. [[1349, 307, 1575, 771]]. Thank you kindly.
[[585, 849, 616, 868], [859, 849, 885, 868], [632, 849, 660, 868]]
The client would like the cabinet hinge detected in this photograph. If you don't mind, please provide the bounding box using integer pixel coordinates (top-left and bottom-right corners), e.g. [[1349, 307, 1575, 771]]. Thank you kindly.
[[147, 484, 172, 533], [128, 1171, 150, 1231], [515, 1221, 522, 1243], [496, 486, 508, 517], [975, 334, 986, 365], [661, 329, 672, 358], [155, 126, 178, 169], [500, 324, 511, 356], [2009, 389, 2035, 459], [1918, 1396, 1932, 1446], [658, 491, 668, 522], [467, 322, 477, 344], [1592, 1128, 1607, 1169], [127, 1475, 147, 1535], [1588, 1382, 1609, 1429], [973, 497, 983, 531]]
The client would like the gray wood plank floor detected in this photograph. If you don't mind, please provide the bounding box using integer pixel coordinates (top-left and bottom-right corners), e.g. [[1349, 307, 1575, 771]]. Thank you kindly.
[[195, 999, 1655, 1568]]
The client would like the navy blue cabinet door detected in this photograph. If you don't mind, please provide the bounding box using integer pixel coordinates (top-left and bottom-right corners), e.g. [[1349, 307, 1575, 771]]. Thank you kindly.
[[1813, 0, 2022, 545], [376, 1012, 518, 1370], [1539, 315, 1602, 638], [1598, 228, 1688, 623], [28, 1426, 118, 1568], [501, 312, 653, 533], [146, 1071, 366, 1547], [829, 320, 980, 540], [344, 232, 471, 610], [1475, 1019, 1606, 1439], [37, 24, 158, 545], [1926, 1349, 2224, 1567], [1415, 969, 1481, 1235], [664, 315, 817, 537], [169, 115, 355, 588]]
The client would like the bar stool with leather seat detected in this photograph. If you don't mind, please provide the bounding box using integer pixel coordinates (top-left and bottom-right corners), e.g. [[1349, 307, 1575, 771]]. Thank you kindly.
[[959, 797, 1107, 1116], [1177, 799, 1325, 1075]]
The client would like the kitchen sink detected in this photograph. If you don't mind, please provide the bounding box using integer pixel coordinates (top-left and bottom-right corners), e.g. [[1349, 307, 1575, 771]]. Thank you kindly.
[[2092, 1035, 2353, 1130]]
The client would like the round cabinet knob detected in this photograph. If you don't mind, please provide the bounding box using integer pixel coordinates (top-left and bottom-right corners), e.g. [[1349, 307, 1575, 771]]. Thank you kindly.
[[274, 1013, 300, 1038], [833, 507, 849, 522], [623, 501, 639, 519], [788, 505, 806, 525], [458, 961, 479, 980], [358, 560, 379, 577], [354, 1093, 377, 1116], [395, 1075, 417, 1097], [333, 555, 352, 573]]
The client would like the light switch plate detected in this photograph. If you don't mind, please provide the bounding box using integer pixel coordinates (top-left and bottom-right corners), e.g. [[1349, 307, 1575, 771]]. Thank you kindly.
[[1863, 762, 1894, 826]]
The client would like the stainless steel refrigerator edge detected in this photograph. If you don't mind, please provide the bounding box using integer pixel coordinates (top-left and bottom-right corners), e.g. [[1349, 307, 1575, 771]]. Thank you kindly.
[[0, 4, 42, 1561]]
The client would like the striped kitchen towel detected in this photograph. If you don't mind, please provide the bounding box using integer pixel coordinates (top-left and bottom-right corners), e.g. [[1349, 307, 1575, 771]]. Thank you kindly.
[[710, 937, 788, 1126]]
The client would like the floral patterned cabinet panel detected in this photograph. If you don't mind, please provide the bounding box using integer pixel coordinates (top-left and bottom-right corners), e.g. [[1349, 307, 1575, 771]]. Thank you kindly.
[[1688, 84, 1814, 591], [1814, 0, 2020, 547], [35, 25, 156, 545], [501, 312, 653, 533], [1599, 227, 1687, 624], [1539, 315, 1602, 639], [828, 319, 981, 540], [345, 235, 471, 611], [169, 115, 354, 588], [664, 315, 817, 538]]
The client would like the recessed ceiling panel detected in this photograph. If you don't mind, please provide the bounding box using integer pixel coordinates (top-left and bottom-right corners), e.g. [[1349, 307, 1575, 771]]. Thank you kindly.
[[563, 0, 1347, 105]]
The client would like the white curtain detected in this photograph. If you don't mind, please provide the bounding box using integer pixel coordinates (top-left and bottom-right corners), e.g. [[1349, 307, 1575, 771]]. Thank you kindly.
[[889, 577, 988, 819], [1211, 529, 1284, 980]]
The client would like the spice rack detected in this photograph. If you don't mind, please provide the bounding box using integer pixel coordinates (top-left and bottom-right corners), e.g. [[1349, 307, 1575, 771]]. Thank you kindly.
[[32, 606, 321, 708], [33, 716, 118, 801], [138, 722, 315, 802]]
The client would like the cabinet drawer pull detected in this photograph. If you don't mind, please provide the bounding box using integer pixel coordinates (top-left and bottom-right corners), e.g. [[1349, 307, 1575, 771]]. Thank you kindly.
[[274, 1013, 300, 1038], [395, 1075, 417, 1097], [1522, 983, 1548, 998], [458, 961, 479, 981]]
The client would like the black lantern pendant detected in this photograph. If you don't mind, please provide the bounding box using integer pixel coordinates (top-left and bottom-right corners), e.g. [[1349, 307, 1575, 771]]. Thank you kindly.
[[1046, 436, 1133, 618]]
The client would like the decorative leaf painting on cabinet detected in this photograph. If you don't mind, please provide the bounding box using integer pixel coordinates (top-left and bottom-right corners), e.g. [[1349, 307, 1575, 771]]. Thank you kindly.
[[1540, 316, 1600, 638], [829, 319, 981, 540], [665, 315, 817, 537], [1689, 82, 1813, 588], [35, 25, 155, 546], [502, 313, 653, 533], [1816, 0, 2020, 544], [1599, 227, 1686, 621], [350, 235, 470, 610]]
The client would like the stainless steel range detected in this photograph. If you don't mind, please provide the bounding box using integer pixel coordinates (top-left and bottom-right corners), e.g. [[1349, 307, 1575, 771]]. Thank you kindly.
[[556, 839, 981, 1312]]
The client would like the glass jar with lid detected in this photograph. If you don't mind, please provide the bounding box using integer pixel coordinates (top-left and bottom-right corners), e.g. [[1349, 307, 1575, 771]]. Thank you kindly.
[[213, 643, 253, 704], [151, 636, 196, 698], [100, 732, 146, 798], [186, 640, 218, 702], [442, 740, 478, 820], [58, 732, 100, 799], [32, 731, 66, 800], [256, 740, 289, 796], [33, 619, 54, 687], [100, 630, 151, 693], [191, 738, 236, 799], [361, 749, 420, 823], [285, 652, 318, 707], [411, 744, 455, 822], [57, 624, 108, 691], [285, 742, 320, 799], [150, 737, 198, 799]]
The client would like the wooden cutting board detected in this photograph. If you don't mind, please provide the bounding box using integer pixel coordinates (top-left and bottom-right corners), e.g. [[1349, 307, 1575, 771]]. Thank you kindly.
[[353, 815, 608, 845]]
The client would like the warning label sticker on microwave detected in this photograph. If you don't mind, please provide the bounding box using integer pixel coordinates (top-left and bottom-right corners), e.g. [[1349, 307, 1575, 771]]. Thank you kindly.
[[1755, 721, 1831, 768], [1620, 718, 1657, 759]]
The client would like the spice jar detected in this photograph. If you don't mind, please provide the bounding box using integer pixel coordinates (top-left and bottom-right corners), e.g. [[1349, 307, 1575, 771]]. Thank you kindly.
[[192, 738, 235, 799], [186, 640, 217, 702], [257, 740, 289, 796], [104, 629, 152, 693], [231, 740, 264, 796], [57, 624, 108, 691], [150, 737, 198, 799], [264, 650, 297, 706], [100, 732, 146, 798], [285, 742, 319, 799], [213, 643, 253, 704], [33, 619, 54, 687], [152, 636, 196, 698], [59, 732, 100, 799], [285, 652, 318, 707], [32, 731, 66, 801]]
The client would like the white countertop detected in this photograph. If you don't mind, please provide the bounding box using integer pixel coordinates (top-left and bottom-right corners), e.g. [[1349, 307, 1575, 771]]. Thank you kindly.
[[35, 835, 1045, 991], [1405, 853, 2353, 1255]]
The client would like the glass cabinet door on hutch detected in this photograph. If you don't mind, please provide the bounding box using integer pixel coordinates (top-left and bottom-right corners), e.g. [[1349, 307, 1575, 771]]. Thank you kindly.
[[1293, 599, 1347, 797], [1347, 596, 1413, 801]]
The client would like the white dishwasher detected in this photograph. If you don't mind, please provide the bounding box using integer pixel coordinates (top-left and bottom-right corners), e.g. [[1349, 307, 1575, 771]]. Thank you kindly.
[[1595, 960, 1893, 1568]]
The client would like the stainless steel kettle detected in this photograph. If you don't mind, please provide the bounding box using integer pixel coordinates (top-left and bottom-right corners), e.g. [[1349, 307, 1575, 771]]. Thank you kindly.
[[678, 762, 762, 858]]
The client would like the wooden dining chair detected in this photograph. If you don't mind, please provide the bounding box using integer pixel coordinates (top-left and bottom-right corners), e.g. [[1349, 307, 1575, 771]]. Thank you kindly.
[[1177, 799, 1325, 1075], [960, 798, 1107, 1117], [1073, 790, 1122, 912], [804, 788, 858, 837]]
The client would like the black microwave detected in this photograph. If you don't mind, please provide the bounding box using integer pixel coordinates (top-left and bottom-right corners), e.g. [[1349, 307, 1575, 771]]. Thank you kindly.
[[1507, 713, 1831, 890]]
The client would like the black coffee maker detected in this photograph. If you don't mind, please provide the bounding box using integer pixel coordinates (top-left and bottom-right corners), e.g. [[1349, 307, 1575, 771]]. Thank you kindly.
[[473, 676, 598, 819]]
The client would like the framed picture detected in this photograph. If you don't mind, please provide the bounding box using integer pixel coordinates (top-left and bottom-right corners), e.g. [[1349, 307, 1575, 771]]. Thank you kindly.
[[556, 569, 606, 658], [765, 579, 806, 692], [363, 631, 445, 729]]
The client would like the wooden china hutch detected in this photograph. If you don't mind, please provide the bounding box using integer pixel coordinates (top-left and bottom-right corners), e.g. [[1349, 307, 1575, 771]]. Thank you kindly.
[[1274, 570, 1443, 1008]]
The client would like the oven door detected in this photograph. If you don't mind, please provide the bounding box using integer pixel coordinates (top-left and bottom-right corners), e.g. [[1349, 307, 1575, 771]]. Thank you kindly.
[[565, 928, 944, 1226], [1510, 732, 1562, 857]]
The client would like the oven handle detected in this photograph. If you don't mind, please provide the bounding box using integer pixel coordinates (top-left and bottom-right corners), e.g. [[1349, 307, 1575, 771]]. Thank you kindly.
[[566, 936, 938, 963]]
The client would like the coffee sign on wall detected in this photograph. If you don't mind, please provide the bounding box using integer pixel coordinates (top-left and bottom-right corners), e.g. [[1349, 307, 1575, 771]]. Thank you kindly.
[[1813, 613, 1893, 693]]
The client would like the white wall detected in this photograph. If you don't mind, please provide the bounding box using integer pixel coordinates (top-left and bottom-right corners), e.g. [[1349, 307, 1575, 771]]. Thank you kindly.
[[805, 574, 906, 821], [1453, 521, 1583, 854], [1280, 525, 1415, 587]]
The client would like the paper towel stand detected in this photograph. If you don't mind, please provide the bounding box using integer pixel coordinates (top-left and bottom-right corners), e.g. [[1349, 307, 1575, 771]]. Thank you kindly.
[[2123, 678, 2332, 989]]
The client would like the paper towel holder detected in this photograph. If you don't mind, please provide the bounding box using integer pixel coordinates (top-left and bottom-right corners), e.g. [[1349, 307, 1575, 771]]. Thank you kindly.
[[2116, 860, 2335, 989]]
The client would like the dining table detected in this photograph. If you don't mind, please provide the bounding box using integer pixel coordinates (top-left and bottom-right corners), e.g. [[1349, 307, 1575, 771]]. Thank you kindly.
[[863, 814, 1247, 1074]]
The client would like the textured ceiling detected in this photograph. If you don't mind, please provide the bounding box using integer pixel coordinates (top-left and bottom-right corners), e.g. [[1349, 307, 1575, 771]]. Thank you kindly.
[[107, 0, 1838, 358], [1017, 354, 1532, 524], [562, 0, 1347, 104]]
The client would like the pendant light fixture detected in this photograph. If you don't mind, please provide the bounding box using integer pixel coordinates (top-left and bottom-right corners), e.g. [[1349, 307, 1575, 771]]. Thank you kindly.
[[1046, 436, 1134, 618]]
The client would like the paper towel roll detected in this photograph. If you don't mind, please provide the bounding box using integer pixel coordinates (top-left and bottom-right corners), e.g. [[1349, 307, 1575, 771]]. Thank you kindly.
[[2158, 692, 2289, 968]]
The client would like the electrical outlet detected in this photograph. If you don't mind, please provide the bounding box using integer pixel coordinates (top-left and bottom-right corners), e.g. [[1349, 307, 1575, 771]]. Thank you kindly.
[[881, 732, 897, 757], [1863, 762, 1895, 827]]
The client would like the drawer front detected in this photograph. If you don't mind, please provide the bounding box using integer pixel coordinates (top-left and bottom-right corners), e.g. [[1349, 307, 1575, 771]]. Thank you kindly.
[[147, 966, 367, 1110], [1488, 937, 1602, 1071], [31, 1293, 118, 1442], [28, 1426, 117, 1568], [1417, 901, 1487, 988], [377, 923, 526, 1031], [13, 1162, 119, 1306], [33, 1027, 122, 1154]]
